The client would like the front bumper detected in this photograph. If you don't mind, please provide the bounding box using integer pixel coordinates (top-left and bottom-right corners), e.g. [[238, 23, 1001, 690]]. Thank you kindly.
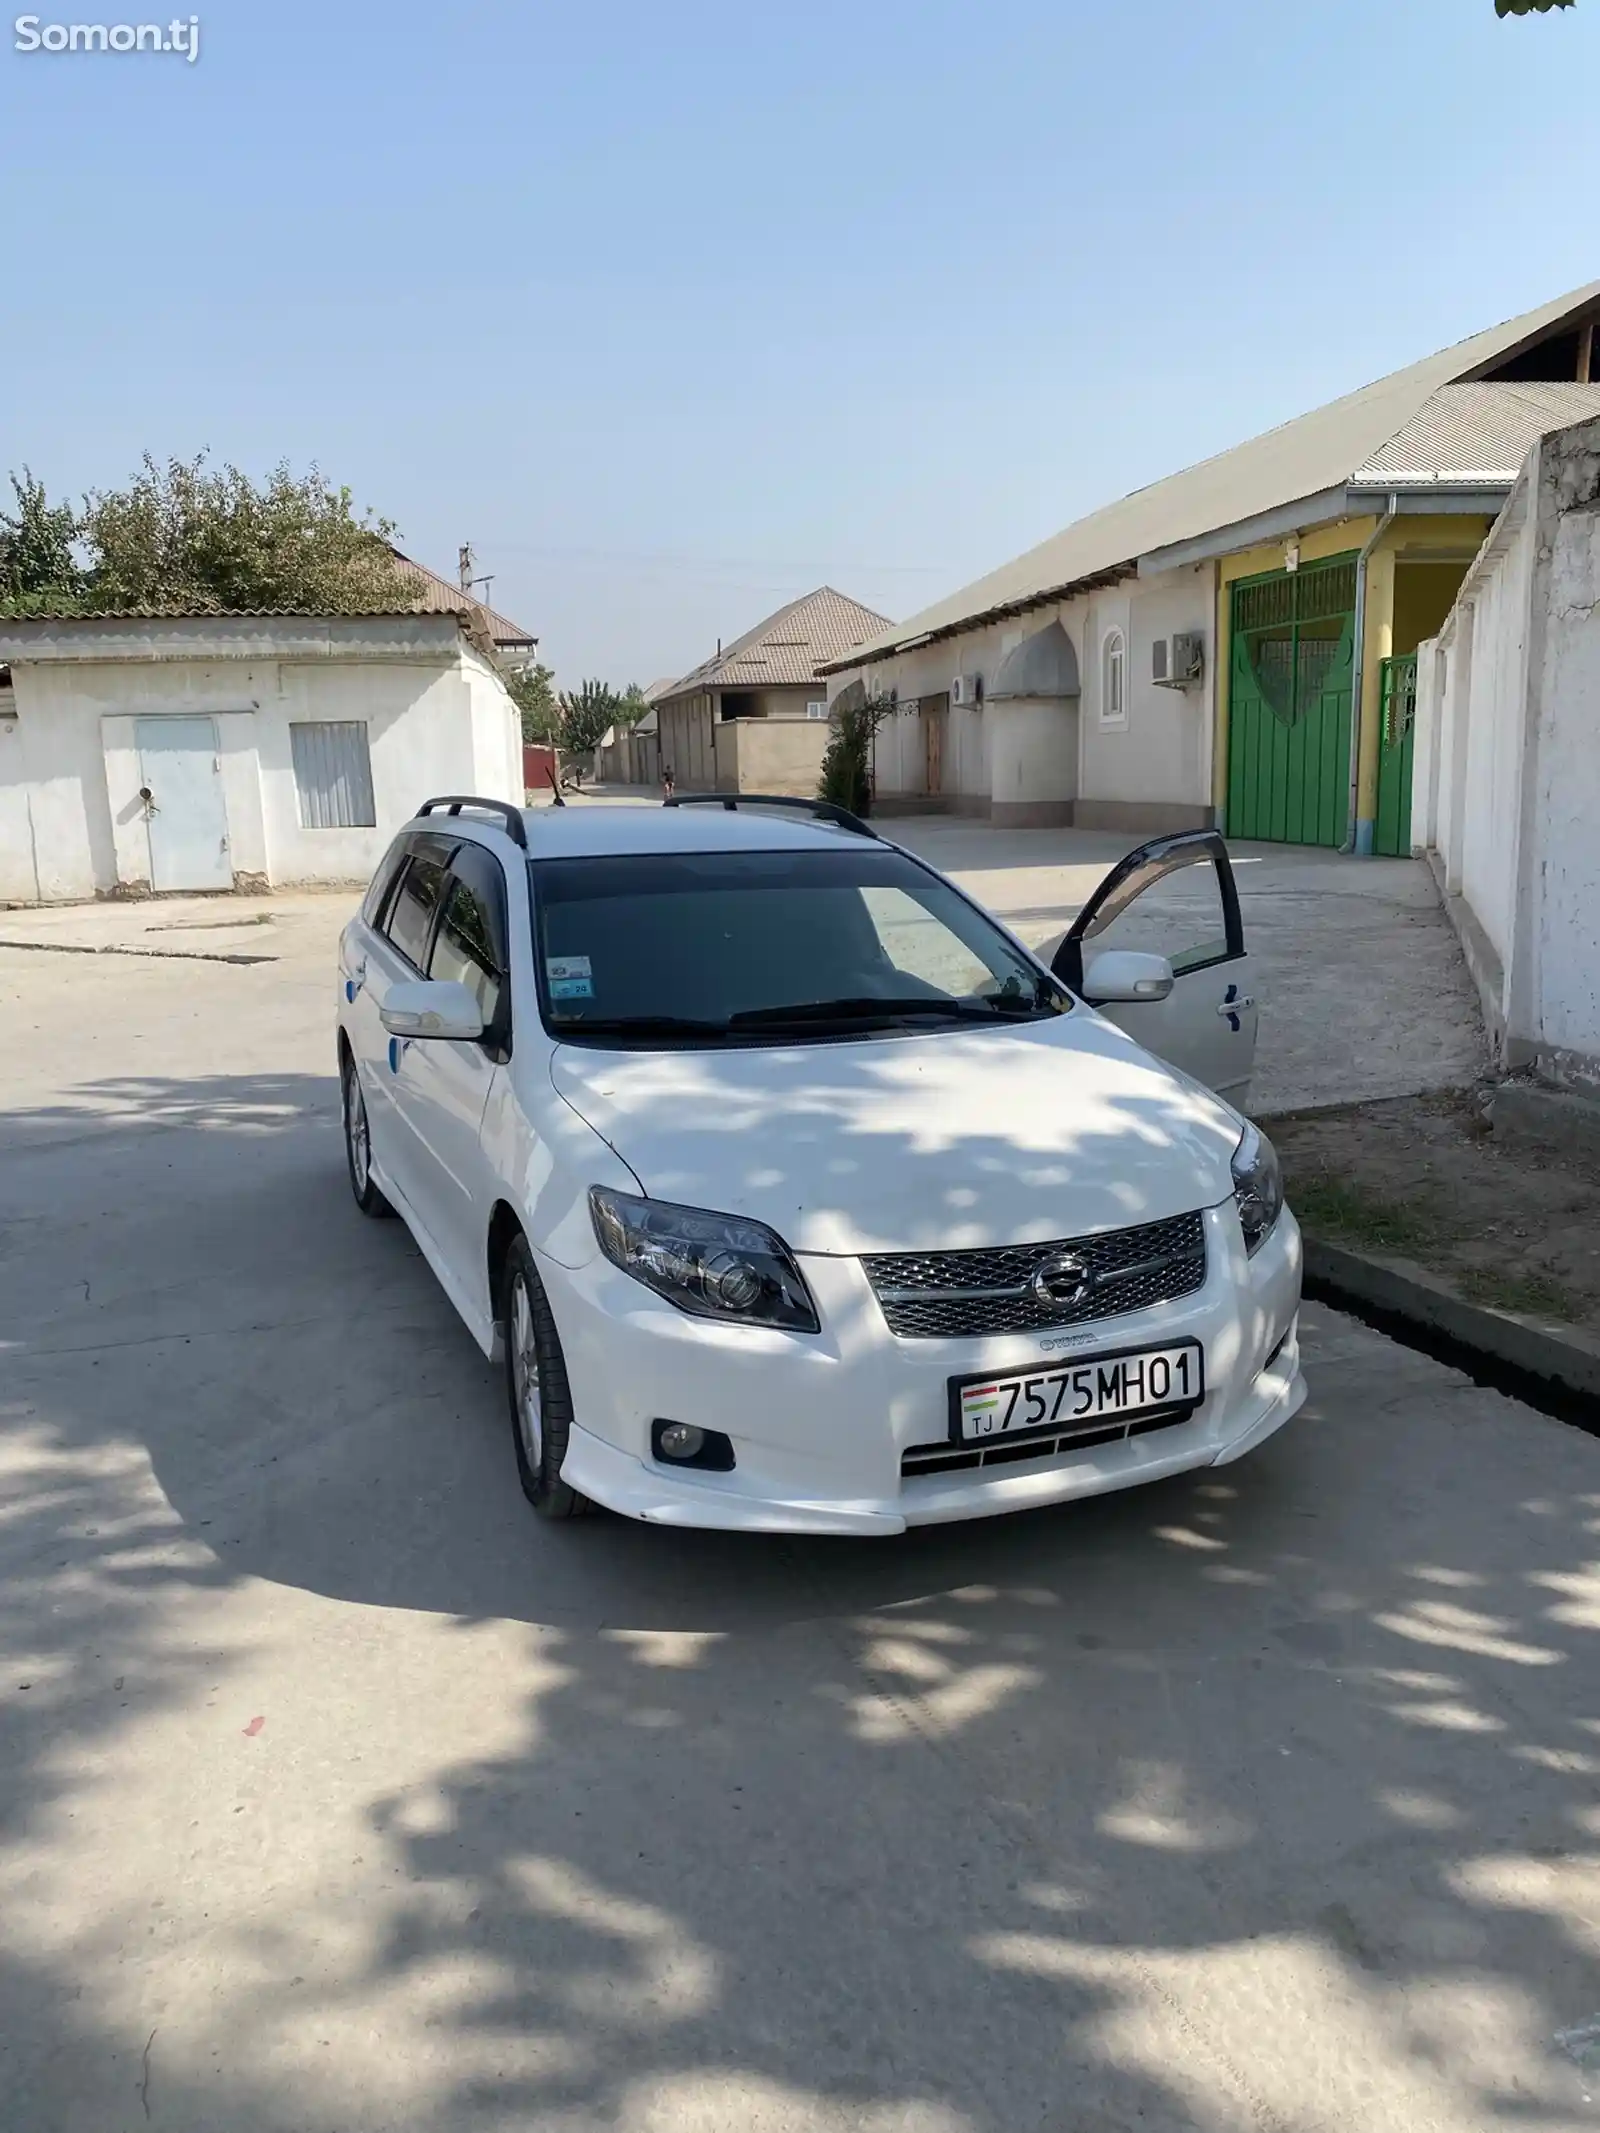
[[553, 1204, 1306, 1536]]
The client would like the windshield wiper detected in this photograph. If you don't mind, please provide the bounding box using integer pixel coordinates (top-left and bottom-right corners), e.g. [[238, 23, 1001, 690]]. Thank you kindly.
[[728, 995, 1044, 1030], [552, 1014, 731, 1040]]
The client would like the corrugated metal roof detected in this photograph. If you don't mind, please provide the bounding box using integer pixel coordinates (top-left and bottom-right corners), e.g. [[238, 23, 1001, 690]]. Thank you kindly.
[[663, 587, 893, 698], [387, 550, 539, 647], [1, 558, 537, 648], [1349, 380, 1600, 482], [837, 280, 1600, 667]]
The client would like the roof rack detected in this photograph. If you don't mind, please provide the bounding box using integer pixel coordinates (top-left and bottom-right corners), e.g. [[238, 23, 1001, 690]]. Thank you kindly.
[[416, 795, 529, 848], [663, 792, 879, 839]]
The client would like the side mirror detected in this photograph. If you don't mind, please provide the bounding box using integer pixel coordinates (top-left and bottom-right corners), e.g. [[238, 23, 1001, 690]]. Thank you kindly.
[[379, 978, 484, 1041], [1081, 950, 1174, 1005]]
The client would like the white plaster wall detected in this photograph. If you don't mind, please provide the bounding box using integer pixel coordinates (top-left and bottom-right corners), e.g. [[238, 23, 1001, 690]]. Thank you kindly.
[[1419, 415, 1600, 1081], [1456, 525, 1532, 975], [464, 647, 524, 803], [259, 660, 475, 884], [1529, 493, 1600, 1064], [0, 702, 39, 901], [0, 667, 127, 900], [830, 571, 1212, 818], [1411, 637, 1443, 854], [0, 644, 523, 899], [988, 700, 1078, 811], [833, 618, 1014, 800], [1079, 570, 1211, 806]]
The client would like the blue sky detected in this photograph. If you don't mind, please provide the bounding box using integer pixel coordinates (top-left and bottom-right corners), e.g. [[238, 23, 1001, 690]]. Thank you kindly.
[[1, 0, 1595, 685]]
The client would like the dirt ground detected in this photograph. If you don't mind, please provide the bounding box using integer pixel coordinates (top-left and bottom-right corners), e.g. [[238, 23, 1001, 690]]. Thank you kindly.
[[1274, 1091, 1600, 1337]]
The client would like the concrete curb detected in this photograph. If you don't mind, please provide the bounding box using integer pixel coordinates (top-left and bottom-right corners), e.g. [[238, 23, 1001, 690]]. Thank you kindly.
[[1303, 1237, 1600, 1406]]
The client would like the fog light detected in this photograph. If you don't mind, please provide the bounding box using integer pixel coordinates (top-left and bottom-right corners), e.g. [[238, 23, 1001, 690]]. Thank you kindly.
[[650, 1419, 736, 1472], [657, 1422, 706, 1462]]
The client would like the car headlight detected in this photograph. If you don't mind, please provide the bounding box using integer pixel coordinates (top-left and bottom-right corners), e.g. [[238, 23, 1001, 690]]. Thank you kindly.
[[589, 1187, 820, 1332], [1231, 1123, 1284, 1256]]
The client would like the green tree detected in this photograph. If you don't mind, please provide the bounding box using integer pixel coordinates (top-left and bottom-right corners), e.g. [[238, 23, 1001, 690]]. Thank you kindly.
[[557, 678, 625, 754], [77, 453, 415, 614], [818, 691, 894, 817], [1495, 1, 1573, 13], [505, 661, 559, 743], [0, 470, 86, 613], [617, 683, 652, 727]]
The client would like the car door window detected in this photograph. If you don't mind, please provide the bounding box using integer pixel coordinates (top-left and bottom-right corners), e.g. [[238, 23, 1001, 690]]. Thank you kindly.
[[361, 838, 410, 930], [385, 851, 449, 970], [428, 846, 509, 1028], [1054, 832, 1242, 994], [1079, 855, 1230, 974]]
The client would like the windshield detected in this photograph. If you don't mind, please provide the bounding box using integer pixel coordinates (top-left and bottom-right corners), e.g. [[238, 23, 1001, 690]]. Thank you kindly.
[[531, 846, 1069, 1046]]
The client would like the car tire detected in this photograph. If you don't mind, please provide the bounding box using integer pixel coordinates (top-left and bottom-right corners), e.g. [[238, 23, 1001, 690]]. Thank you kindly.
[[502, 1233, 591, 1520], [340, 1049, 393, 1219]]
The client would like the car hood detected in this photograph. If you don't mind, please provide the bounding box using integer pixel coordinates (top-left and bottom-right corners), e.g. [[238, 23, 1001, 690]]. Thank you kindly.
[[549, 1011, 1242, 1256]]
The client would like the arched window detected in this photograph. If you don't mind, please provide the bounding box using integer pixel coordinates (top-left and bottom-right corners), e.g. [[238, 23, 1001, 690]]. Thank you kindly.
[[1101, 629, 1127, 727]]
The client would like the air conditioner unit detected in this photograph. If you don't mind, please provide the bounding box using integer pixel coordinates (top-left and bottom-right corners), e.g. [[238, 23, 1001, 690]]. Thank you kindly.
[[949, 673, 984, 708], [1152, 631, 1205, 689]]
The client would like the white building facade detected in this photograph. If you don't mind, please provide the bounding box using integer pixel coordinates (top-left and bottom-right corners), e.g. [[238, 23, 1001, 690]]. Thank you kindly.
[[1413, 412, 1600, 1089], [0, 612, 523, 904], [831, 564, 1216, 832]]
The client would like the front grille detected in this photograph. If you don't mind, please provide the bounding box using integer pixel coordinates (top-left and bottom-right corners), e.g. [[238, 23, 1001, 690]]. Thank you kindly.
[[901, 1408, 1192, 1480], [862, 1209, 1207, 1341]]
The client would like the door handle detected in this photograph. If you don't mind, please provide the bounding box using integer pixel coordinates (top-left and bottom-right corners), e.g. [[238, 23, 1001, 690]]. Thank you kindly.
[[1217, 996, 1255, 1016]]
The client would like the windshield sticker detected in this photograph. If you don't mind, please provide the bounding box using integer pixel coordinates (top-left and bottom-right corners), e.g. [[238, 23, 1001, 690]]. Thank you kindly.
[[547, 955, 594, 1002]]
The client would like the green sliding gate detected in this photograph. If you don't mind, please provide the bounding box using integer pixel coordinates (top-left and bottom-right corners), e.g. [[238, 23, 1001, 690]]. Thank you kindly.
[[1227, 554, 1357, 846], [1373, 652, 1418, 857]]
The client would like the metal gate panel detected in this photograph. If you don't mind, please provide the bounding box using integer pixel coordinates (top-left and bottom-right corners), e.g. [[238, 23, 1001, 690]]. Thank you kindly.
[[290, 721, 376, 830], [1373, 653, 1418, 857], [1227, 556, 1357, 847]]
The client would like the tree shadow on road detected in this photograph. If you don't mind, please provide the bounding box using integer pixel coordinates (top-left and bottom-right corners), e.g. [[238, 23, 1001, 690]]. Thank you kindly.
[[3, 1074, 1599, 2129]]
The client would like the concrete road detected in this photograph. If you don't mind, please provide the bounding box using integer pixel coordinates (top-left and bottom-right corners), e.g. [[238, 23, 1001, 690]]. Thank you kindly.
[[2, 893, 1590, 2133]]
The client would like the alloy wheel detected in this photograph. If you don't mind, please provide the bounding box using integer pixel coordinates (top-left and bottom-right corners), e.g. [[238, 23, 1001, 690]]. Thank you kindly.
[[511, 1274, 543, 1470], [344, 1064, 370, 1194]]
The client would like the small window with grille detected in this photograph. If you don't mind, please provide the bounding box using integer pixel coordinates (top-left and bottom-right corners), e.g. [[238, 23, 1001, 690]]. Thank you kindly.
[[290, 720, 376, 829]]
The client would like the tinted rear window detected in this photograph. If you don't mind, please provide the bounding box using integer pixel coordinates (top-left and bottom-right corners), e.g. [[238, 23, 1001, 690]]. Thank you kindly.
[[385, 854, 447, 969]]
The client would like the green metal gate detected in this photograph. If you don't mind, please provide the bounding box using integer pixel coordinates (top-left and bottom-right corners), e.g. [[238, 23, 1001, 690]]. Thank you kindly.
[[1227, 555, 1357, 846], [1373, 652, 1418, 857]]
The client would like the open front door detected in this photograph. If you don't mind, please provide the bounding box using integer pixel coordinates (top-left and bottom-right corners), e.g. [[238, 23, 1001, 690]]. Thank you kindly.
[[1051, 831, 1257, 1107]]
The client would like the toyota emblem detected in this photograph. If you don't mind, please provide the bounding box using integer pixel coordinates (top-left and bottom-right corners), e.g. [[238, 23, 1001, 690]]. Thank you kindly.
[[1030, 1251, 1092, 1310]]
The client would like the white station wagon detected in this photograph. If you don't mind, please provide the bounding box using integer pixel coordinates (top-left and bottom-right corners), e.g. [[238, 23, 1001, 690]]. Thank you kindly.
[[337, 793, 1304, 1535]]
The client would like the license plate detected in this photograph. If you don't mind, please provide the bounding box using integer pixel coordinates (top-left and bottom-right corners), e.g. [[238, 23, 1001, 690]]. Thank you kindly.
[[951, 1340, 1204, 1444]]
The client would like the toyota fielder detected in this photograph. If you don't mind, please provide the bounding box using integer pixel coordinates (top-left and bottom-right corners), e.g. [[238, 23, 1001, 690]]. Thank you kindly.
[[337, 794, 1305, 1534]]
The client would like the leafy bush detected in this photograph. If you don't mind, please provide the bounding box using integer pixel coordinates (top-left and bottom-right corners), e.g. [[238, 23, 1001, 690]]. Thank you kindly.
[[0, 454, 415, 617], [819, 690, 894, 816]]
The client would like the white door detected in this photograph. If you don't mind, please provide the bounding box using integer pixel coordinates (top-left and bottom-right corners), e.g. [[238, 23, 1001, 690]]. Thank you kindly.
[[1053, 831, 1258, 1107], [352, 836, 455, 1218], [135, 717, 231, 891], [390, 844, 510, 1299]]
